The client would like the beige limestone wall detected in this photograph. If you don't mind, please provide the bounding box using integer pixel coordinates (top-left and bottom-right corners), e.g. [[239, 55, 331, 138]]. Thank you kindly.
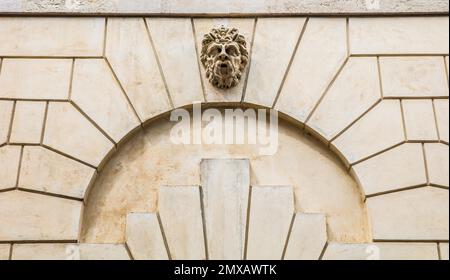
[[0, 15, 448, 260], [1, 0, 448, 15]]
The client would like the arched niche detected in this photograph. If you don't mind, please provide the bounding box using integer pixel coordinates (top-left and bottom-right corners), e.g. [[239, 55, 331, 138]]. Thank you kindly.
[[80, 106, 371, 245]]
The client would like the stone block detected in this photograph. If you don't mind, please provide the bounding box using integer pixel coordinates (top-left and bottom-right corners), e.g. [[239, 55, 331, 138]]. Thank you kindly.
[[0, 59, 72, 100], [201, 159, 250, 260], [10, 101, 46, 144]]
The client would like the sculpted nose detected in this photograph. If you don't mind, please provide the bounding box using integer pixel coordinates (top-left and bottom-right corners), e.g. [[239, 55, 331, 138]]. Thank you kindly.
[[219, 52, 229, 60]]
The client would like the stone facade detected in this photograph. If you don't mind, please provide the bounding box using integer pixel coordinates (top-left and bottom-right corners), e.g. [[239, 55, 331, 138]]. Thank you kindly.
[[0, 1, 449, 260]]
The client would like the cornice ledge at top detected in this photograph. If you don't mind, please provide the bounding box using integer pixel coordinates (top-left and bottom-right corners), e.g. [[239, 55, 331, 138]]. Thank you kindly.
[[0, 0, 449, 16]]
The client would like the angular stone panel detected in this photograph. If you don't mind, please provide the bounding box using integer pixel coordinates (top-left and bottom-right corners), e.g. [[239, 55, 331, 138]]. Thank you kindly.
[[201, 159, 250, 260], [0, 17, 105, 56], [106, 18, 172, 122], [349, 17, 449, 54], [12, 243, 130, 260], [0, 191, 82, 241], [0, 59, 72, 100], [10, 101, 46, 144], [380, 57, 448, 98], [146, 18, 204, 107], [424, 144, 449, 188], [158, 186, 206, 260], [0, 101, 14, 145], [19, 146, 96, 199], [403, 100, 439, 141], [307, 57, 381, 141], [332, 100, 405, 165], [43, 102, 114, 167], [284, 213, 327, 260], [247, 186, 294, 260], [3, 0, 449, 15], [367, 187, 449, 241], [193, 18, 255, 103], [275, 18, 347, 122], [352, 144, 427, 196], [440, 243, 449, 260], [0, 145, 21, 191], [245, 17, 306, 107], [126, 213, 169, 260], [71, 59, 141, 142], [0, 244, 10, 260], [12, 243, 75, 260], [323, 242, 439, 260], [434, 99, 449, 143], [77, 244, 130, 260]]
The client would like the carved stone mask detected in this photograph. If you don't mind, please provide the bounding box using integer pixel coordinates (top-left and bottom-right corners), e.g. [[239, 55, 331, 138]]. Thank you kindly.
[[200, 26, 249, 89]]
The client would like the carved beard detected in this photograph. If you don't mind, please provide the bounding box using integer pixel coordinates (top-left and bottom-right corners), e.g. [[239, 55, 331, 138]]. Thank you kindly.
[[206, 58, 242, 89]]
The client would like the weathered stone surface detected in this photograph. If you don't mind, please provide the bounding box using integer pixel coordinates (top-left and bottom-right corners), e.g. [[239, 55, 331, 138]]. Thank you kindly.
[[440, 243, 449, 260], [0, 59, 72, 100], [0, 191, 82, 241], [424, 144, 449, 188], [284, 213, 327, 260], [201, 159, 250, 260], [352, 144, 427, 196], [43, 102, 114, 167], [245, 17, 306, 107], [18, 244, 69, 260], [78, 244, 130, 260], [308, 57, 381, 140], [126, 213, 169, 260], [323, 243, 374, 260], [380, 57, 449, 98], [367, 187, 449, 241], [276, 18, 347, 122], [0, 145, 21, 190], [11, 243, 75, 260], [12, 243, 129, 260], [146, 18, 204, 108], [194, 18, 254, 103], [0, 101, 13, 144], [323, 242, 439, 260], [10, 101, 46, 144], [332, 100, 405, 165], [403, 100, 439, 141], [19, 146, 96, 199], [158, 186, 206, 260], [0, 17, 104, 56], [434, 99, 449, 143], [247, 186, 294, 260], [350, 17, 449, 54], [0, 244, 10, 260], [2, 0, 448, 15], [374, 243, 439, 260], [71, 59, 140, 142], [106, 18, 172, 122]]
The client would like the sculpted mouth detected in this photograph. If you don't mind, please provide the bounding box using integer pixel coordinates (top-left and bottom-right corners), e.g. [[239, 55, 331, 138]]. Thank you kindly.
[[218, 62, 231, 74]]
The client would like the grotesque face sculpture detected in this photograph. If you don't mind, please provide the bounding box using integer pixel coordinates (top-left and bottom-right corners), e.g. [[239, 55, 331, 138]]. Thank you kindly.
[[201, 26, 249, 89]]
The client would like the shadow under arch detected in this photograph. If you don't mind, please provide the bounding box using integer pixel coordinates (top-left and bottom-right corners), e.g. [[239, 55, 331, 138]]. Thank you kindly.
[[80, 101, 371, 244]]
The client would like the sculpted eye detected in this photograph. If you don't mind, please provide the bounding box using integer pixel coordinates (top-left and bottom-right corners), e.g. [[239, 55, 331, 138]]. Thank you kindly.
[[226, 46, 238, 56], [209, 46, 222, 56]]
